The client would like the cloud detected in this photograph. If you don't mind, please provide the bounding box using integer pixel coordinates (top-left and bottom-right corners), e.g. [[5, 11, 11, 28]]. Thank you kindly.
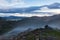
[[0, 13, 13, 17], [0, 0, 27, 8], [40, 7, 60, 14], [0, 13, 54, 17], [33, 7, 60, 14], [40, 7, 49, 10]]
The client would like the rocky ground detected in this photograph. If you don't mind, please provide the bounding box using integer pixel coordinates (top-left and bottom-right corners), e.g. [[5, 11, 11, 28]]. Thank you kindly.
[[0, 25, 60, 40], [12, 25, 60, 40]]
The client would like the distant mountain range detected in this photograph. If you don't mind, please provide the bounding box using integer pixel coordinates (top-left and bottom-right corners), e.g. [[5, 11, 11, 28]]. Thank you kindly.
[[0, 14, 60, 35], [0, 3, 60, 13], [1, 14, 60, 29], [6, 14, 60, 36], [14, 14, 60, 29], [1, 16, 27, 21]]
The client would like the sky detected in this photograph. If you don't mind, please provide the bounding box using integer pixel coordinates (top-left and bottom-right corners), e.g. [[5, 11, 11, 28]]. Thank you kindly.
[[0, 0, 60, 8], [0, 0, 60, 17], [33, 7, 60, 13]]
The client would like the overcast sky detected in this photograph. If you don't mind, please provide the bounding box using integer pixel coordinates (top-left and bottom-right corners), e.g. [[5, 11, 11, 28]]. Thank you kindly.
[[0, 0, 60, 17], [0, 0, 60, 8]]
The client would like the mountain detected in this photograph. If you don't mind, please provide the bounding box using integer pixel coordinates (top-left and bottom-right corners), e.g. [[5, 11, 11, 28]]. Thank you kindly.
[[0, 16, 47, 37], [1, 16, 26, 21], [15, 14, 60, 29], [48, 15, 60, 29], [14, 16, 47, 29], [1, 14, 60, 37], [1, 14, 60, 36]]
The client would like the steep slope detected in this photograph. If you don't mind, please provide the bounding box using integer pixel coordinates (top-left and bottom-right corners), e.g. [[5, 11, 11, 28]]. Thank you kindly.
[[48, 15, 60, 29], [2, 16, 47, 37]]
